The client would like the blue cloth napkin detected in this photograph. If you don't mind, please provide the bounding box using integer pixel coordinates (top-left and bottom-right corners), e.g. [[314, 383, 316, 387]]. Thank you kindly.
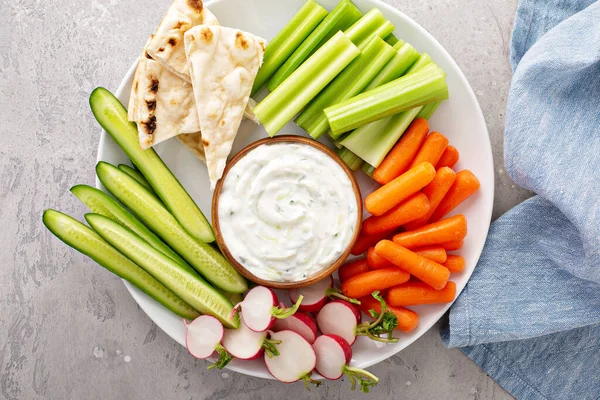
[[441, 0, 600, 399]]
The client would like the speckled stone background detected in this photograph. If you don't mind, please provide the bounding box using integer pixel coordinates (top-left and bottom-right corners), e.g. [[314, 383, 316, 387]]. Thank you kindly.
[[0, 0, 533, 398]]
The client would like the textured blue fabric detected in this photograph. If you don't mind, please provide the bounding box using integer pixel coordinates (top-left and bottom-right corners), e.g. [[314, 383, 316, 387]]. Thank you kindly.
[[442, 0, 600, 399]]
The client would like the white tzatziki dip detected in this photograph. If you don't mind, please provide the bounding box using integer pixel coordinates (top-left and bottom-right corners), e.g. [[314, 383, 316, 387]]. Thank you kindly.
[[218, 142, 359, 282]]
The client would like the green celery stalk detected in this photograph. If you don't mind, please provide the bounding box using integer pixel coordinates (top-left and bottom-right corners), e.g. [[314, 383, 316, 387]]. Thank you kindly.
[[341, 107, 422, 167], [344, 9, 394, 48], [416, 101, 443, 119], [325, 63, 448, 137], [336, 148, 363, 171], [267, 0, 362, 91], [363, 42, 420, 91], [361, 162, 375, 177], [251, 0, 328, 94], [384, 33, 400, 46], [253, 31, 360, 137], [296, 36, 395, 139], [405, 52, 433, 74]]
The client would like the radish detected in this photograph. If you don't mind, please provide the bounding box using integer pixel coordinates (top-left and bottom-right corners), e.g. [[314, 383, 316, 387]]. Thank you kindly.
[[289, 276, 360, 313], [271, 312, 317, 344], [313, 334, 379, 393], [264, 330, 321, 390], [316, 292, 399, 345], [185, 315, 232, 370], [232, 286, 303, 332], [222, 315, 281, 360]]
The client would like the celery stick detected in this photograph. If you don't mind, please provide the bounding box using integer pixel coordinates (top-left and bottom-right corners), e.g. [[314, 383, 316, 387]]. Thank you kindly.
[[416, 101, 443, 119], [384, 33, 400, 46], [361, 162, 375, 177], [342, 107, 422, 167], [363, 42, 419, 91], [251, 0, 328, 94], [405, 52, 433, 74], [325, 63, 448, 137], [296, 36, 395, 139], [267, 0, 362, 91], [253, 31, 360, 137], [344, 9, 393, 48], [336, 148, 363, 171]]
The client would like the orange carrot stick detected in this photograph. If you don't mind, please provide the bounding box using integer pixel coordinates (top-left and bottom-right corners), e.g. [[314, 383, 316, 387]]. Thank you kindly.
[[338, 258, 370, 281], [440, 240, 464, 251], [413, 246, 447, 264], [430, 170, 480, 222], [341, 268, 410, 299], [372, 118, 430, 185], [374, 240, 450, 289], [409, 132, 449, 169], [362, 193, 430, 235], [436, 145, 460, 169], [393, 215, 467, 249], [367, 247, 395, 269], [359, 295, 419, 332], [404, 167, 457, 230], [444, 255, 465, 273], [387, 281, 456, 306], [365, 162, 436, 216], [351, 230, 392, 255]]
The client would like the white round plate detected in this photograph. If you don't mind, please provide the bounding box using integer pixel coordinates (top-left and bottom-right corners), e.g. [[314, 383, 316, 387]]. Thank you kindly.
[[97, 0, 493, 379]]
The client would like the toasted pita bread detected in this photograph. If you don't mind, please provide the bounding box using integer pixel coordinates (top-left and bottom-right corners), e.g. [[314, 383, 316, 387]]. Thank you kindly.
[[176, 133, 206, 162], [146, 0, 218, 82], [184, 26, 265, 189]]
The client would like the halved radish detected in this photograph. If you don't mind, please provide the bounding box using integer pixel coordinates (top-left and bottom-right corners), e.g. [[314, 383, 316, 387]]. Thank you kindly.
[[185, 315, 232, 369], [313, 334, 379, 392], [316, 300, 361, 345], [317, 292, 399, 345], [232, 286, 303, 332], [222, 315, 281, 360], [271, 312, 317, 344], [264, 330, 321, 390], [289, 276, 360, 313]]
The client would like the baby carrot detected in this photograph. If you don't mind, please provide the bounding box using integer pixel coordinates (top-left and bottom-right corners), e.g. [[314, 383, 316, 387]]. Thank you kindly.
[[444, 255, 465, 272], [436, 145, 459, 169], [387, 281, 456, 306], [362, 193, 430, 235], [359, 295, 419, 333], [393, 215, 467, 249], [374, 240, 450, 289], [338, 258, 370, 282], [342, 268, 410, 299], [430, 170, 480, 222], [367, 247, 394, 269], [409, 131, 449, 169], [372, 118, 429, 185], [351, 230, 392, 255], [412, 246, 447, 264], [440, 240, 464, 251], [404, 167, 457, 230], [365, 162, 436, 216]]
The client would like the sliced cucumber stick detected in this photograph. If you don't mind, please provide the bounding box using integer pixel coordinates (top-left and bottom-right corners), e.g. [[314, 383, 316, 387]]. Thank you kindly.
[[89, 87, 215, 243], [86, 213, 238, 328], [70, 185, 195, 275], [117, 164, 157, 196], [42, 209, 199, 319], [96, 162, 247, 293]]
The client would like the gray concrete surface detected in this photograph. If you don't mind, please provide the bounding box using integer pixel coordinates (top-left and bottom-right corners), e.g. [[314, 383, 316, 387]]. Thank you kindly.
[[0, 0, 532, 398]]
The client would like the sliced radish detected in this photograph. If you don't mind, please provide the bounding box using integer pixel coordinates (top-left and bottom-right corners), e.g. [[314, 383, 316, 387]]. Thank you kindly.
[[289, 276, 360, 313], [264, 330, 321, 390], [222, 315, 281, 360], [271, 312, 317, 344], [232, 286, 303, 332], [316, 300, 361, 345], [313, 334, 379, 392], [185, 315, 232, 369]]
